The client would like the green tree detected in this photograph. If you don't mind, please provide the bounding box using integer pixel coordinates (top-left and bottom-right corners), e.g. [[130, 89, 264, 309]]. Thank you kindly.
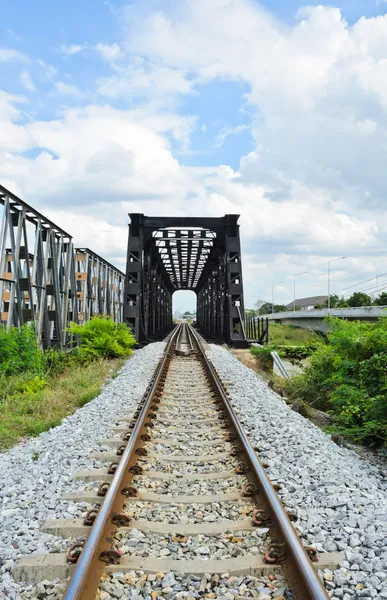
[[347, 292, 371, 307], [373, 292, 387, 306], [258, 303, 289, 315], [259, 302, 273, 315], [337, 297, 349, 308], [245, 308, 257, 319], [318, 294, 340, 309]]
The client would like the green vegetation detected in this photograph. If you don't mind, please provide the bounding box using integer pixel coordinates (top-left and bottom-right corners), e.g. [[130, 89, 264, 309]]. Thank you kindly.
[[251, 343, 315, 370], [268, 323, 318, 345], [285, 317, 387, 447], [0, 316, 135, 450], [67, 316, 135, 362], [250, 325, 318, 371]]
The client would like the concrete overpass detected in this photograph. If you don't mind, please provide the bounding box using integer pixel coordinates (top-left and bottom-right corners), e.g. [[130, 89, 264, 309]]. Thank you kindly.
[[260, 306, 387, 333]]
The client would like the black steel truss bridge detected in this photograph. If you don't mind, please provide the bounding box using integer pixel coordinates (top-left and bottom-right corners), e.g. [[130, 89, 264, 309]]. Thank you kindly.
[[0, 185, 268, 347], [124, 214, 267, 346]]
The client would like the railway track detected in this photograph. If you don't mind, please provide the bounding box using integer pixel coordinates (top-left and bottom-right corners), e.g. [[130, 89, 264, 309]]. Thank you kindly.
[[14, 323, 336, 600]]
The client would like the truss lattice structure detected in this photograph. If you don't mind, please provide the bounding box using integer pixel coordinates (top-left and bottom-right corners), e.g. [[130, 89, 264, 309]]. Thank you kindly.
[[124, 214, 246, 346], [0, 186, 124, 348]]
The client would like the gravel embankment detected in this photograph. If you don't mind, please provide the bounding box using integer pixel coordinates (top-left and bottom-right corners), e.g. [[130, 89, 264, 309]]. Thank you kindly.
[[0, 343, 165, 600], [207, 345, 387, 600]]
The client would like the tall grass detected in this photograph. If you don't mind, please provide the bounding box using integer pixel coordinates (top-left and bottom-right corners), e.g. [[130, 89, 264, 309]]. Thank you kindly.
[[0, 317, 135, 450], [268, 323, 319, 345]]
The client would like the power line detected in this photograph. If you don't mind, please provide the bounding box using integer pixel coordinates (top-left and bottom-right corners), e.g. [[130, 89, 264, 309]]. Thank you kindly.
[[348, 281, 387, 295], [341, 272, 387, 292], [342, 279, 387, 296]]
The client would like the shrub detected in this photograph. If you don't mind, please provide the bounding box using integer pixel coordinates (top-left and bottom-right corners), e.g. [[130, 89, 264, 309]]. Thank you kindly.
[[250, 343, 315, 371], [0, 324, 43, 376], [285, 317, 387, 446], [250, 345, 276, 370], [67, 316, 136, 362], [42, 347, 70, 377]]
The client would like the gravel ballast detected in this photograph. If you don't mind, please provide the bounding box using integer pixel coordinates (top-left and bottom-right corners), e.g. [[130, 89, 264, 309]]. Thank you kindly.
[[0, 343, 165, 599], [2, 340, 386, 600], [207, 344, 387, 600]]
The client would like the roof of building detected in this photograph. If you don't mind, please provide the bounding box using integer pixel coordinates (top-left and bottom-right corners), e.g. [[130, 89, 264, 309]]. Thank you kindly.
[[286, 295, 328, 308]]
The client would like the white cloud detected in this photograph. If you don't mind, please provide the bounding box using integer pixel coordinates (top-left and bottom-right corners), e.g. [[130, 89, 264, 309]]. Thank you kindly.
[[52, 81, 85, 98], [20, 70, 35, 91], [37, 59, 57, 80], [0, 47, 28, 62], [3, 2, 387, 309], [214, 124, 251, 147], [95, 42, 121, 62], [0, 92, 31, 152], [60, 44, 87, 55]]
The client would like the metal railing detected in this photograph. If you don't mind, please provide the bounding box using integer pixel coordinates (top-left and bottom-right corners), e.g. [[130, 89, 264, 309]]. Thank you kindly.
[[260, 306, 387, 320]]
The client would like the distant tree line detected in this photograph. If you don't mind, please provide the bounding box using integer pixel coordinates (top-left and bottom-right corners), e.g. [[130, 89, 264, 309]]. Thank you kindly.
[[246, 291, 387, 317], [315, 291, 387, 309]]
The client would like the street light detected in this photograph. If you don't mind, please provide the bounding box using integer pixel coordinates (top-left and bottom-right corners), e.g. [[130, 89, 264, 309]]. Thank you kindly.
[[328, 257, 346, 311], [272, 281, 283, 313], [293, 271, 308, 313]]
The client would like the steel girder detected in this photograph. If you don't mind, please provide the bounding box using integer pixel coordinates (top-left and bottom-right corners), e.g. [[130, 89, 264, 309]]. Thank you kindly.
[[0, 186, 124, 348], [124, 214, 246, 345]]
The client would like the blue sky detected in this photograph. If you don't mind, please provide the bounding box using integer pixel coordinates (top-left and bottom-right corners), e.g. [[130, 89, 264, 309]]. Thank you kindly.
[[2, 0, 387, 312]]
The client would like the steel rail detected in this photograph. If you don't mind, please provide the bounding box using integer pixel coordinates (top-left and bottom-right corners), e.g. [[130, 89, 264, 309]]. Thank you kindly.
[[64, 322, 328, 600], [187, 323, 329, 600], [63, 325, 179, 600]]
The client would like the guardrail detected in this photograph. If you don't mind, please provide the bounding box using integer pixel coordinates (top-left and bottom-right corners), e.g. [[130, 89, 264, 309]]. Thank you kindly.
[[259, 306, 387, 320]]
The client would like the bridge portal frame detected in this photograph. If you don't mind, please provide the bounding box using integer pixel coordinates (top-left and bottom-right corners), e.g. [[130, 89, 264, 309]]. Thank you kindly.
[[124, 214, 246, 345]]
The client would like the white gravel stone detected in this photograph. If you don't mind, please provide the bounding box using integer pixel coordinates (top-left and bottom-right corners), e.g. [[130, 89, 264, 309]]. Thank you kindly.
[[206, 344, 387, 600], [0, 343, 165, 598]]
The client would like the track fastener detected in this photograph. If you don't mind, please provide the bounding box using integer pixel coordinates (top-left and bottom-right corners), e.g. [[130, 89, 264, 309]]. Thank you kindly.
[[108, 462, 119, 474], [111, 513, 131, 526], [305, 546, 319, 562], [66, 540, 85, 564], [99, 548, 122, 564], [135, 447, 147, 456], [129, 464, 143, 474], [252, 508, 270, 526], [116, 444, 127, 456], [229, 446, 242, 456], [97, 482, 110, 497], [286, 508, 298, 522], [121, 486, 138, 497], [235, 462, 249, 474], [264, 542, 286, 564], [83, 505, 100, 526], [242, 481, 257, 497]]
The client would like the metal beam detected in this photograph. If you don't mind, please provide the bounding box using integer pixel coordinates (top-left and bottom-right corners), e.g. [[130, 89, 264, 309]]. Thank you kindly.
[[124, 214, 247, 346], [0, 187, 124, 348]]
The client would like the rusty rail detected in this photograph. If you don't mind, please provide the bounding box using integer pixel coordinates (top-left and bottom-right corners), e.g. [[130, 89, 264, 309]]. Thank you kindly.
[[63, 322, 328, 600], [63, 325, 179, 599], [188, 324, 328, 600]]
